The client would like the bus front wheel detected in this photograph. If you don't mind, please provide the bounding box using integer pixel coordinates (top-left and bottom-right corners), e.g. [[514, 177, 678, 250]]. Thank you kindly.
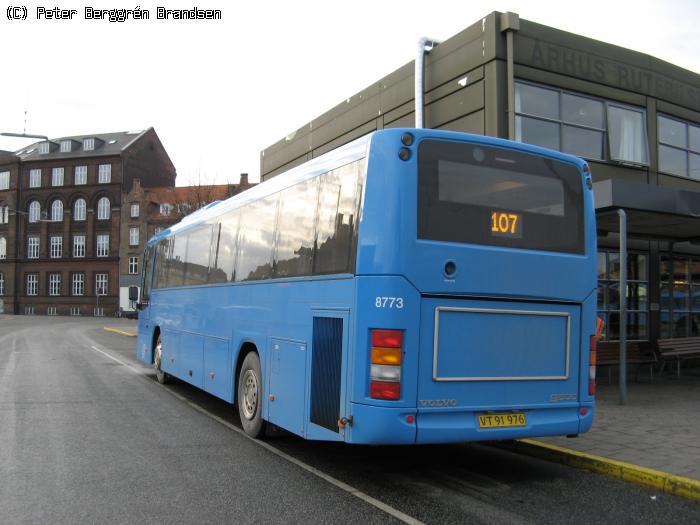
[[154, 335, 170, 385], [238, 352, 265, 438]]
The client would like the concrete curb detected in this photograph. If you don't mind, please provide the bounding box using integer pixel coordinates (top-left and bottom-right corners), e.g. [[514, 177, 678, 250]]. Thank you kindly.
[[491, 438, 700, 502], [103, 327, 137, 338]]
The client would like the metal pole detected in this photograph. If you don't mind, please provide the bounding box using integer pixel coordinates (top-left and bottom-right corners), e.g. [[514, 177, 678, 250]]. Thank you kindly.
[[618, 209, 627, 404]]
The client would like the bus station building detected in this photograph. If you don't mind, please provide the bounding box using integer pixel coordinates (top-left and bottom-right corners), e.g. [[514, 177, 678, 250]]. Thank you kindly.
[[260, 11, 700, 347]]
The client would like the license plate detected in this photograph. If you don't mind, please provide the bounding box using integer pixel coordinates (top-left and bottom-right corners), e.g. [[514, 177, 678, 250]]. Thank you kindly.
[[477, 412, 527, 429]]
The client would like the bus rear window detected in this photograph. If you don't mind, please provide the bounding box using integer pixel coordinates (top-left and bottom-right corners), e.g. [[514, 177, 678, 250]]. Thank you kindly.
[[418, 140, 584, 254]]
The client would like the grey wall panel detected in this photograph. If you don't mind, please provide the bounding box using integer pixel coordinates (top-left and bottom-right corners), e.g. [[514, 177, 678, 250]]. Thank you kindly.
[[589, 162, 650, 185], [312, 121, 377, 159], [424, 80, 484, 129], [436, 111, 485, 134], [658, 174, 700, 192], [484, 60, 506, 137]]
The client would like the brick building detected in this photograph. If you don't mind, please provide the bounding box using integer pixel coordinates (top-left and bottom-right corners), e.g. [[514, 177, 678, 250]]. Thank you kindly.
[[0, 128, 176, 316]]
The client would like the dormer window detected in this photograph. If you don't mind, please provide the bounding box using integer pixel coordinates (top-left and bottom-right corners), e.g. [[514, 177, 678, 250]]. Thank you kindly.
[[60, 140, 72, 153], [39, 142, 50, 154], [84, 138, 95, 151]]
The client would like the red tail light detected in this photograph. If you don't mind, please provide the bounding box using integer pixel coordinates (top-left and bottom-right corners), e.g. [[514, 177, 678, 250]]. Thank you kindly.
[[370, 329, 403, 400], [370, 381, 401, 400]]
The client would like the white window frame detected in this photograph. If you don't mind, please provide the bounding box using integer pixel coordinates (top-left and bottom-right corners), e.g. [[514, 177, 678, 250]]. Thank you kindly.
[[129, 227, 139, 246], [26, 274, 38, 296], [98, 164, 111, 184], [28, 201, 41, 223], [50, 236, 63, 258], [129, 256, 139, 275], [39, 142, 50, 154], [0, 206, 8, 224], [51, 200, 63, 222], [52, 167, 64, 187], [27, 236, 39, 259], [130, 203, 140, 218], [96, 273, 108, 296], [0, 237, 6, 260], [73, 235, 85, 258], [84, 138, 95, 151], [49, 273, 61, 296], [0, 272, 4, 296], [160, 203, 172, 216], [60, 140, 72, 153], [72, 273, 85, 296], [75, 166, 87, 185], [29, 169, 41, 188], [0, 171, 9, 190], [73, 198, 86, 221], [97, 197, 110, 220], [96, 234, 109, 257]]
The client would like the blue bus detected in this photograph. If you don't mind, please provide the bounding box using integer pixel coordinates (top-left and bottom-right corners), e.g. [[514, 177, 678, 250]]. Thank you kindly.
[[135, 128, 597, 444]]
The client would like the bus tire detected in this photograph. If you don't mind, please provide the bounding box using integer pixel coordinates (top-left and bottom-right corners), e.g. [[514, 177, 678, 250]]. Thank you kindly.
[[154, 334, 170, 385], [238, 352, 265, 438]]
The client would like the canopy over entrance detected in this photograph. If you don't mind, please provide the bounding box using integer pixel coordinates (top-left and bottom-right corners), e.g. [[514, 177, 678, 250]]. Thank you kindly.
[[594, 179, 700, 404]]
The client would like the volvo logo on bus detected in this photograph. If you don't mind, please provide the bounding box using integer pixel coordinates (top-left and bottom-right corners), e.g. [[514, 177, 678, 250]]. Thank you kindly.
[[419, 399, 458, 407]]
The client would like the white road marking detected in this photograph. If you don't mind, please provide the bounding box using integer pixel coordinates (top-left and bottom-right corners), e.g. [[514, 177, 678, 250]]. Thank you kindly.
[[87, 344, 423, 525]]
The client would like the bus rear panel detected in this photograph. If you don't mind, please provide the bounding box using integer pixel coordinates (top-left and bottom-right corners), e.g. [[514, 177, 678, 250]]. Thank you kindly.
[[346, 130, 596, 444]]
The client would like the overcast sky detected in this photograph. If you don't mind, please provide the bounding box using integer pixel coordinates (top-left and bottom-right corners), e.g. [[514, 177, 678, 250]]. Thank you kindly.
[[1, 0, 698, 185]]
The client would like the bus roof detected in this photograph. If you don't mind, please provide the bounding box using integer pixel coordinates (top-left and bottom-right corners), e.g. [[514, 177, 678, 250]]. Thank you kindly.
[[148, 129, 588, 244]]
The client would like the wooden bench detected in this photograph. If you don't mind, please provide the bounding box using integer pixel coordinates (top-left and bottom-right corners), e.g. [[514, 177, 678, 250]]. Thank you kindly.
[[596, 342, 657, 383], [657, 337, 700, 377]]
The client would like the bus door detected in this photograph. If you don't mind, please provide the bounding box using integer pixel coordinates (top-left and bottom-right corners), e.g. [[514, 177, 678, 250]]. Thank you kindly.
[[268, 309, 349, 442], [136, 245, 156, 364]]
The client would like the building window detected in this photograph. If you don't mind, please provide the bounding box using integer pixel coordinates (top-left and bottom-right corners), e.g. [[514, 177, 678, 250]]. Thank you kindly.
[[97, 197, 110, 220], [47, 306, 57, 316], [39, 142, 50, 154], [50, 236, 62, 258], [84, 138, 95, 151], [50, 200, 63, 222], [96, 273, 108, 295], [25, 306, 35, 315], [60, 140, 72, 153], [98, 164, 111, 183], [27, 236, 39, 259], [73, 198, 86, 221], [129, 256, 139, 275], [49, 273, 61, 296], [75, 166, 87, 185], [0, 206, 7, 224], [515, 81, 649, 165], [0, 171, 9, 190], [96, 234, 109, 257], [52, 167, 64, 187], [26, 274, 38, 296], [29, 169, 41, 188], [0, 237, 5, 260], [72, 273, 85, 296], [130, 203, 139, 218], [154, 227, 163, 235], [73, 235, 85, 257], [160, 203, 173, 216], [597, 251, 648, 341], [28, 201, 41, 223], [70, 306, 81, 316], [129, 227, 139, 246], [660, 255, 700, 338], [658, 115, 700, 180], [0, 272, 4, 296]]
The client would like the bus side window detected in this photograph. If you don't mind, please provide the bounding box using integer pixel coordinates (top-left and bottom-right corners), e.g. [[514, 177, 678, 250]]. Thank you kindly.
[[236, 195, 278, 282], [314, 160, 362, 275], [273, 177, 318, 278]]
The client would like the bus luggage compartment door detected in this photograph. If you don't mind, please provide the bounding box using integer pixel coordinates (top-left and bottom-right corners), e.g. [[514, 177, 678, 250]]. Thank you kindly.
[[416, 297, 581, 441]]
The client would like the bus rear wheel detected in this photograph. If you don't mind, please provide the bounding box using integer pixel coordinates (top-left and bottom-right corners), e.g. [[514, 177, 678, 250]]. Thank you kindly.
[[154, 335, 170, 385], [238, 352, 265, 438]]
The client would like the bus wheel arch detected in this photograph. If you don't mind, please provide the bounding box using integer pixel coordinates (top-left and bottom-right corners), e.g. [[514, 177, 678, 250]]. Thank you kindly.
[[235, 343, 266, 438]]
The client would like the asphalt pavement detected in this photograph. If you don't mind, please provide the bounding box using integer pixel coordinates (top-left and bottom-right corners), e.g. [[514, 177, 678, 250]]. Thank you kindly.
[[1, 315, 698, 524]]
